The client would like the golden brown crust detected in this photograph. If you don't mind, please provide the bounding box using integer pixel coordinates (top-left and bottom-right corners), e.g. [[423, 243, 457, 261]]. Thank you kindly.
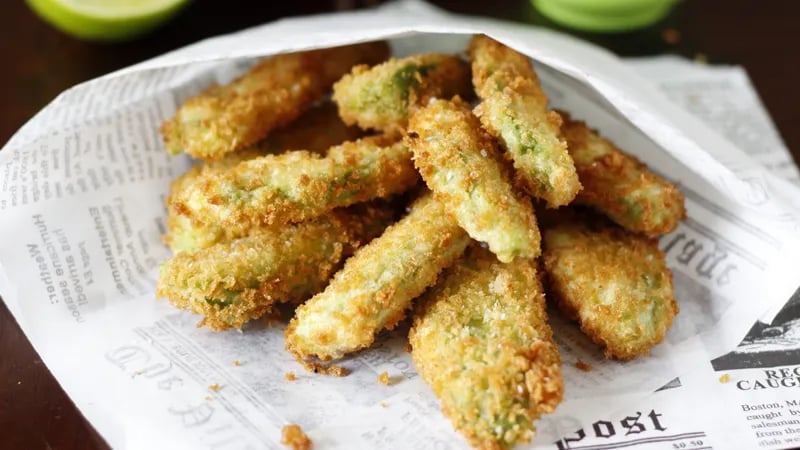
[[285, 194, 470, 362], [410, 246, 563, 449], [559, 114, 686, 236], [170, 135, 418, 243], [156, 204, 395, 331], [162, 42, 389, 160], [468, 35, 581, 208], [333, 53, 472, 133], [541, 210, 679, 359], [407, 97, 541, 263]]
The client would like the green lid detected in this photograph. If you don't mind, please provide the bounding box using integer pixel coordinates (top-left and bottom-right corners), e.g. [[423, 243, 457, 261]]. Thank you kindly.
[[533, 0, 677, 32]]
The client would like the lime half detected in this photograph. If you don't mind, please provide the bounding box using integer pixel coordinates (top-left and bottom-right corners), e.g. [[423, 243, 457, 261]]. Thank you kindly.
[[26, 0, 190, 42]]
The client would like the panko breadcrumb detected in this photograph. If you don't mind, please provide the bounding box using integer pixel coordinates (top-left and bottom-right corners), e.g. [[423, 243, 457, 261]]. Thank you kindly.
[[575, 360, 593, 372], [377, 371, 390, 385], [157, 204, 395, 331], [281, 424, 312, 450]]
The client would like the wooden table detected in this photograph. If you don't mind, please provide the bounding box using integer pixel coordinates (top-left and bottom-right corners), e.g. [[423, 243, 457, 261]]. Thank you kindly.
[[1, 1, 798, 448]]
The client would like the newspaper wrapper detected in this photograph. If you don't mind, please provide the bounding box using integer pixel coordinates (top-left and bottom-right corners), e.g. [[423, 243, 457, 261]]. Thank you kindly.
[[1, 1, 799, 449]]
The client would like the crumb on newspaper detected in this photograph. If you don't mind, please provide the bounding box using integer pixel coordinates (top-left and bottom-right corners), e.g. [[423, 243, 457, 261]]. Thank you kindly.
[[575, 360, 593, 372], [377, 371, 390, 385], [281, 424, 312, 450]]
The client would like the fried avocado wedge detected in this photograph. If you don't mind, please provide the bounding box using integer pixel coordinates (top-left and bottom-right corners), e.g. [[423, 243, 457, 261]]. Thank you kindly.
[[171, 135, 419, 244], [541, 210, 679, 359], [157, 204, 395, 331], [469, 35, 581, 208], [285, 194, 470, 362], [407, 97, 540, 262], [560, 114, 686, 236], [161, 41, 389, 160], [410, 245, 563, 450], [164, 102, 364, 253], [333, 53, 471, 133]]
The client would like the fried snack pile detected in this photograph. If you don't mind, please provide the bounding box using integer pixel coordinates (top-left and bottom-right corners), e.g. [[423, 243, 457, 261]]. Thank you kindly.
[[157, 35, 686, 449]]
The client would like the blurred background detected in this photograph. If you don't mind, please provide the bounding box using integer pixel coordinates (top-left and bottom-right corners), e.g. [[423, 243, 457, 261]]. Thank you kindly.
[[1, 1, 798, 448]]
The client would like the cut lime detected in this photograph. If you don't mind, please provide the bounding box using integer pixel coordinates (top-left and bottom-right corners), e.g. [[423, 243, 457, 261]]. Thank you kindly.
[[26, 0, 190, 42]]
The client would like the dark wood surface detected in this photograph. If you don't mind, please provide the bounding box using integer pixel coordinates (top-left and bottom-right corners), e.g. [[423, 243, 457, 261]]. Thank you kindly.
[[1, 1, 798, 448]]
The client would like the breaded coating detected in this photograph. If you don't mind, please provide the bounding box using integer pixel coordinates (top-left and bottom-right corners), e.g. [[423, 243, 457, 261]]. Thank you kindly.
[[410, 246, 563, 450], [164, 102, 363, 253], [560, 115, 686, 236], [469, 35, 581, 208], [157, 204, 395, 331], [407, 97, 540, 262], [285, 194, 470, 362], [161, 41, 389, 160], [332, 53, 471, 133], [172, 136, 419, 244], [281, 424, 312, 450], [541, 210, 679, 359], [165, 150, 262, 253]]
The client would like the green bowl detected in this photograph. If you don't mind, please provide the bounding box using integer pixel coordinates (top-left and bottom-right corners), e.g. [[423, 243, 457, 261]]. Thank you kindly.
[[533, 0, 678, 32]]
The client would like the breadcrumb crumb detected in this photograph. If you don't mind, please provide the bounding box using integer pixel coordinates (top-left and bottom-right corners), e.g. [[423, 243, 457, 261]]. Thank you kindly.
[[281, 424, 312, 450], [378, 371, 391, 385], [719, 374, 730, 384], [661, 28, 681, 45], [285, 372, 297, 381], [380, 402, 389, 408], [233, 360, 241, 367], [575, 360, 593, 372], [208, 383, 221, 392]]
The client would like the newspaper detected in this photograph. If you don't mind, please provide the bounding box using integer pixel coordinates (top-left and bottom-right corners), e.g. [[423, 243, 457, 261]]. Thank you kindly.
[[543, 57, 800, 450], [1, 1, 799, 449]]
